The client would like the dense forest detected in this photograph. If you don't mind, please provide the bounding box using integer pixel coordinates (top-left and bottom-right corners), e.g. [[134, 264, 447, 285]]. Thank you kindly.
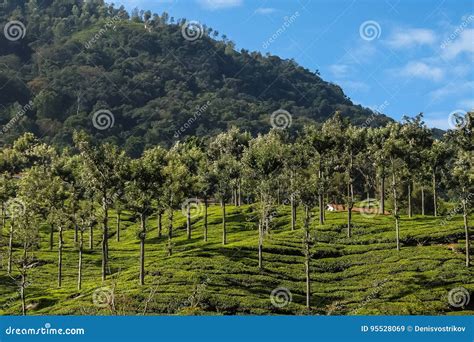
[[0, 0, 472, 316], [0, 110, 472, 314], [0, 0, 393, 156]]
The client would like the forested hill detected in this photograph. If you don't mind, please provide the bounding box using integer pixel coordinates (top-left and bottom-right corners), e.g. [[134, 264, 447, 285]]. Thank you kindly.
[[0, 0, 391, 155]]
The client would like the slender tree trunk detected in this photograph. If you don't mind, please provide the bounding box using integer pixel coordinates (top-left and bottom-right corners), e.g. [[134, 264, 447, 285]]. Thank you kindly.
[[102, 197, 109, 281], [318, 169, 324, 225], [0, 202, 4, 269], [78, 229, 83, 290], [49, 224, 54, 251], [186, 204, 191, 240], [204, 198, 208, 241], [347, 183, 353, 238], [432, 169, 437, 217], [116, 211, 121, 242], [408, 182, 412, 218], [258, 219, 263, 270], [58, 226, 63, 288], [238, 180, 241, 206], [277, 184, 280, 205], [222, 199, 227, 245], [89, 222, 93, 250], [319, 195, 324, 225], [392, 161, 400, 251], [321, 170, 326, 222], [1, 202, 5, 235], [73, 207, 78, 243], [157, 211, 162, 238], [139, 214, 146, 285], [324, 192, 329, 221], [168, 209, 173, 256], [7, 220, 13, 274], [421, 186, 425, 216], [20, 271, 26, 316], [463, 196, 470, 267], [347, 154, 353, 237], [380, 174, 385, 214], [290, 193, 296, 231], [304, 206, 311, 311]]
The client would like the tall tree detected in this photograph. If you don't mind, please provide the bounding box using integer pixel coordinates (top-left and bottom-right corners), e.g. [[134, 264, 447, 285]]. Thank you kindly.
[[449, 111, 473, 267], [126, 156, 157, 285], [383, 123, 407, 251], [163, 146, 187, 256], [74, 132, 128, 281], [243, 131, 285, 269]]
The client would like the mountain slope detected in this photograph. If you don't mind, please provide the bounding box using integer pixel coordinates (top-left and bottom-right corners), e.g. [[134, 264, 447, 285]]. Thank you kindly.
[[0, 0, 391, 155], [1, 205, 472, 315]]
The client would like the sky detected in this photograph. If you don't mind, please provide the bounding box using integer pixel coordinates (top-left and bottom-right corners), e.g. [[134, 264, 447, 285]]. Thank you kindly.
[[115, 0, 474, 129]]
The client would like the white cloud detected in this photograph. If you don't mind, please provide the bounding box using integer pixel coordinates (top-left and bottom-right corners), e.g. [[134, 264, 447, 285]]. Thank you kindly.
[[386, 28, 436, 49], [337, 80, 370, 93], [429, 81, 474, 100], [117, 0, 175, 6], [255, 7, 276, 15], [399, 61, 444, 81], [424, 113, 451, 130], [329, 64, 350, 78], [197, 0, 243, 10], [429, 81, 474, 101], [342, 42, 378, 65], [441, 29, 474, 59], [457, 98, 474, 110]]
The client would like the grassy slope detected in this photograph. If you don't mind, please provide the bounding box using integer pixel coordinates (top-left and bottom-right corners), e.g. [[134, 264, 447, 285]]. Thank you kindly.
[[1, 204, 473, 315]]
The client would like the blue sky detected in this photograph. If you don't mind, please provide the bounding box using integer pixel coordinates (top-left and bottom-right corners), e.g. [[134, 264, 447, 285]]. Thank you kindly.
[[116, 0, 474, 129]]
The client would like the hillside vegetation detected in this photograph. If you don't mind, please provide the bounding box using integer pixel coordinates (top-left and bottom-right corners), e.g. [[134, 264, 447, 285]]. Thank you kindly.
[[1, 205, 473, 315], [0, 0, 390, 154]]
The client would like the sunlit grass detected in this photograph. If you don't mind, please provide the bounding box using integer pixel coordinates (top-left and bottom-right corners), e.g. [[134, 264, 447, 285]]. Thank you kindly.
[[0, 204, 472, 315]]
